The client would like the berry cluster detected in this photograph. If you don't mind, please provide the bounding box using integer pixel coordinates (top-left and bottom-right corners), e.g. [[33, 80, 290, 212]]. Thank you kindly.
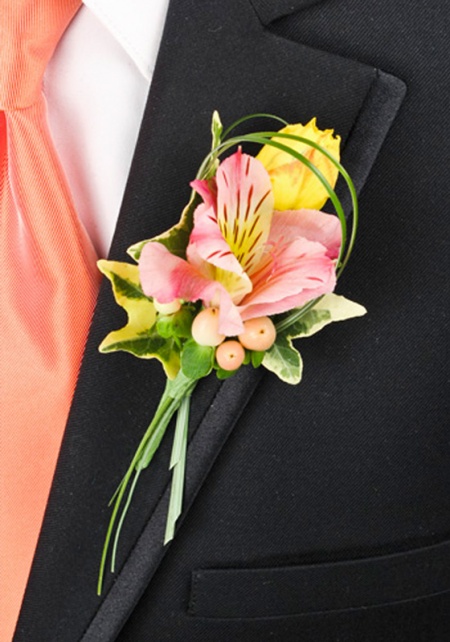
[[191, 307, 276, 371]]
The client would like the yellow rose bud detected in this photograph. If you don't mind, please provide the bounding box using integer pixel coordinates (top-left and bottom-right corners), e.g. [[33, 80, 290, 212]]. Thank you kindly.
[[256, 118, 341, 211]]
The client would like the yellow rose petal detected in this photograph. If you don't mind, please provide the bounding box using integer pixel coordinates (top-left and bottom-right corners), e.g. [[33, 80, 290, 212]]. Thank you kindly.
[[257, 118, 341, 211]]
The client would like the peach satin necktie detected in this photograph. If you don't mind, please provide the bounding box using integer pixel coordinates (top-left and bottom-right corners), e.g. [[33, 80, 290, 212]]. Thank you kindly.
[[0, 2, 100, 638]]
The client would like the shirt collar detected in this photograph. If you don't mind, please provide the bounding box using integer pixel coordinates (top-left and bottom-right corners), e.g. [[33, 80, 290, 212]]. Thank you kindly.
[[83, 0, 170, 80]]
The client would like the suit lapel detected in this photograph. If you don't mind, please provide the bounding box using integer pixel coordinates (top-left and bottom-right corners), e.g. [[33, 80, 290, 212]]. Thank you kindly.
[[249, 0, 324, 24], [14, 1, 404, 640]]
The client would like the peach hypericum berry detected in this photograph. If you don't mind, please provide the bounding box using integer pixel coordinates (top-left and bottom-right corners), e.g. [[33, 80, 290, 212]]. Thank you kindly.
[[191, 307, 225, 347], [216, 340, 245, 371], [238, 316, 276, 351]]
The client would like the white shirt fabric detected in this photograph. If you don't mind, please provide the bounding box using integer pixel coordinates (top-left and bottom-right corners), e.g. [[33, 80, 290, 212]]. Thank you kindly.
[[44, 0, 170, 257]]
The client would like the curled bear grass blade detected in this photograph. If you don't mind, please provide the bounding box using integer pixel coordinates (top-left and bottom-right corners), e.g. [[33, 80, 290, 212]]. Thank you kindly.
[[251, 130, 359, 275], [97, 260, 180, 379], [221, 112, 288, 140], [210, 134, 348, 268], [196, 125, 358, 277]]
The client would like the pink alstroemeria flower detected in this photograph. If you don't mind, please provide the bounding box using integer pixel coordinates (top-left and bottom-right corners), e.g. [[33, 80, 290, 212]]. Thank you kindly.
[[139, 150, 341, 336]]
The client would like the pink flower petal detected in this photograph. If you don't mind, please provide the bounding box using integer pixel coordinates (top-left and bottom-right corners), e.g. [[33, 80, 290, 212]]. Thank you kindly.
[[139, 242, 244, 336], [239, 279, 335, 321], [216, 149, 274, 273], [268, 209, 342, 259], [139, 241, 215, 303], [216, 292, 245, 336], [239, 236, 336, 320], [187, 204, 248, 276], [187, 203, 252, 304], [191, 178, 217, 210]]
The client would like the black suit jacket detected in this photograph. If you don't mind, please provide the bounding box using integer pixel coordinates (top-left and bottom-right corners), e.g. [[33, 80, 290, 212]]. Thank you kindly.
[[14, 0, 450, 640]]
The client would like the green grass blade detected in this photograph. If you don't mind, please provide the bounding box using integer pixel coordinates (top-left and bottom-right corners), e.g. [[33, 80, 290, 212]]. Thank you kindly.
[[195, 130, 358, 274], [110, 468, 142, 572], [97, 379, 179, 594], [275, 296, 324, 334], [222, 113, 288, 141], [164, 395, 191, 544]]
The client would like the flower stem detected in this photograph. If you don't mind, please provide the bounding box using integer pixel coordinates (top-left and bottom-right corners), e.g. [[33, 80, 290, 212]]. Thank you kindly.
[[164, 393, 192, 544], [97, 372, 196, 594]]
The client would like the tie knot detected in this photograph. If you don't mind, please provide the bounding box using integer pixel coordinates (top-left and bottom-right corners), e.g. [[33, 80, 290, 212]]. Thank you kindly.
[[0, 0, 81, 110]]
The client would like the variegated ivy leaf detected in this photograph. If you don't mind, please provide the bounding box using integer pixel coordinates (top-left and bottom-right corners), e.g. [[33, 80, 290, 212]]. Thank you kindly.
[[287, 294, 367, 340], [127, 192, 201, 261], [97, 260, 180, 379], [262, 335, 303, 384], [262, 294, 367, 384], [128, 112, 223, 262]]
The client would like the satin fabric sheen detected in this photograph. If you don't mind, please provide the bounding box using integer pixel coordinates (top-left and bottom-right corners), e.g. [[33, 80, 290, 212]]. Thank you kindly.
[[0, 2, 100, 639]]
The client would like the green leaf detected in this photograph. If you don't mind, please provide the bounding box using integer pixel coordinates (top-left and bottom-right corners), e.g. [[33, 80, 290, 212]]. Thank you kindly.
[[215, 366, 239, 380], [251, 351, 265, 368], [280, 308, 332, 339], [181, 340, 215, 379], [98, 259, 149, 299], [156, 308, 194, 339], [103, 331, 176, 359], [98, 260, 180, 379], [286, 293, 367, 340], [156, 316, 176, 339], [263, 294, 366, 385], [262, 335, 303, 385]]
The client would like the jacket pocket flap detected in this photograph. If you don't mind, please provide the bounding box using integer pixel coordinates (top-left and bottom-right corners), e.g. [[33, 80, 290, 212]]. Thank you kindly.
[[189, 539, 450, 618]]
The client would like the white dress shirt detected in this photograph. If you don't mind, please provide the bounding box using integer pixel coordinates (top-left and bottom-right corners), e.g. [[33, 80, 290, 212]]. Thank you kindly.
[[44, 0, 170, 257]]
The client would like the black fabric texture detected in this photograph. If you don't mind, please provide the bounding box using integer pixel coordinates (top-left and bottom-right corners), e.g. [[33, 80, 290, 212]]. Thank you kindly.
[[189, 538, 450, 617], [249, 0, 323, 24], [13, 0, 450, 641]]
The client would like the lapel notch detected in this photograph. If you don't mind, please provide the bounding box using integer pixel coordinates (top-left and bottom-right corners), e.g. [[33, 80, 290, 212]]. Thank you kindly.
[[249, 0, 325, 25]]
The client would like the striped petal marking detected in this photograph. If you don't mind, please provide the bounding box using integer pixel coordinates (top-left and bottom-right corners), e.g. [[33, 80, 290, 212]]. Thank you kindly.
[[215, 149, 274, 276]]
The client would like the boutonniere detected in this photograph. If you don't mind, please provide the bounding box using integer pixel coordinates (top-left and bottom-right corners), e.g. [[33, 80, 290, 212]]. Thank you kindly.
[[96, 112, 365, 593]]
